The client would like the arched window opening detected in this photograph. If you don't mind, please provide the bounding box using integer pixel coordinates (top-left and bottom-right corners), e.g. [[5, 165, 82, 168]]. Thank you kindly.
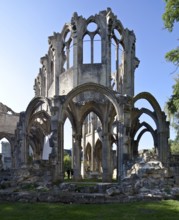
[[63, 30, 73, 71], [69, 40, 73, 68], [0, 138, 11, 169], [111, 29, 124, 91], [62, 47, 67, 72], [87, 22, 97, 32], [63, 118, 73, 179], [138, 131, 154, 151], [65, 31, 71, 42], [82, 111, 102, 179], [111, 38, 117, 90], [114, 29, 122, 41], [83, 34, 91, 63], [64, 118, 72, 150], [93, 34, 101, 63], [42, 135, 51, 160], [134, 127, 154, 151], [112, 142, 117, 180]]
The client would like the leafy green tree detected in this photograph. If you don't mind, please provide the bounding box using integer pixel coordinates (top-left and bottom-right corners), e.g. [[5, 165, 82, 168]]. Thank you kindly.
[[170, 139, 179, 154], [162, 0, 179, 32], [163, 0, 179, 154], [64, 152, 72, 171]]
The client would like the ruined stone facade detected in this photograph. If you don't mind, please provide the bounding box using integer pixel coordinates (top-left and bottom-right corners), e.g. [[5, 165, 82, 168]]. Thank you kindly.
[[0, 102, 19, 168], [0, 9, 170, 182]]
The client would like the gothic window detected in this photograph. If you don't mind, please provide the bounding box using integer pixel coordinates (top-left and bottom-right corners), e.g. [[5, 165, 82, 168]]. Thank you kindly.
[[48, 59, 54, 89], [83, 22, 101, 64], [93, 34, 101, 63], [111, 38, 116, 90], [111, 28, 123, 91], [63, 30, 73, 71], [83, 34, 91, 64]]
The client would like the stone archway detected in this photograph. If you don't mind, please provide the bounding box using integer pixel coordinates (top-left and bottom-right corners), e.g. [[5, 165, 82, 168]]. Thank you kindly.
[[21, 97, 51, 164], [0, 135, 13, 169], [131, 108, 158, 156], [132, 92, 169, 164], [50, 83, 128, 182], [132, 122, 157, 156]]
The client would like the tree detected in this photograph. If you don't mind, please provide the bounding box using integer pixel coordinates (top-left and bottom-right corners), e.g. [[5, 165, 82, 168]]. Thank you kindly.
[[163, 0, 179, 69], [64, 152, 72, 171], [162, 0, 179, 32], [163, 0, 179, 154], [166, 77, 179, 154]]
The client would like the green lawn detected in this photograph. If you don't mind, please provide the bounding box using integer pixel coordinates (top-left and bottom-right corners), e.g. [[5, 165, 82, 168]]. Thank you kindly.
[[0, 200, 179, 220]]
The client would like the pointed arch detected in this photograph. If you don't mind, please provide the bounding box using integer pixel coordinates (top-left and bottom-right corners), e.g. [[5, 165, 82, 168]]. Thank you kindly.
[[83, 34, 91, 63], [93, 34, 101, 63]]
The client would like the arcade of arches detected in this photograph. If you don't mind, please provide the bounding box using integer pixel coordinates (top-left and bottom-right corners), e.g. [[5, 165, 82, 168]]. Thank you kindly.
[[0, 9, 170, 182]]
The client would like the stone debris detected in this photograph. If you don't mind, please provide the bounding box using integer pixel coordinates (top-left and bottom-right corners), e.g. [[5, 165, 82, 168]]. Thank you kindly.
[[0, 150, 178, 203]]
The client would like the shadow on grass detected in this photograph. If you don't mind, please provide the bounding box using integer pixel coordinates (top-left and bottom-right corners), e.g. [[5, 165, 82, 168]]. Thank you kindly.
[[0, 200, 179, 220]]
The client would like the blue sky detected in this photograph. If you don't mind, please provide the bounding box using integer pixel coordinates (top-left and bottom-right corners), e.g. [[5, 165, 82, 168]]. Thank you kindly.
[[0, 0, 178, 149]]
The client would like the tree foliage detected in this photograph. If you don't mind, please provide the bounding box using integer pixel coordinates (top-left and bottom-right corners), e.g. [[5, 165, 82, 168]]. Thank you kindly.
[[163, 0, 179, 67], [162, 0, 179, 32], [64, 152, 72, 171], [166, 77, 179, 115], [165, 48, 179, 66], [163, 0, 179, 154], [166, 77, 179, 153]]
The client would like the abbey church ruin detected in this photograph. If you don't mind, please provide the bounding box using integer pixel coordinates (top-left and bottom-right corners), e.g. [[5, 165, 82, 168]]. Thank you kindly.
[[0, 9, 178, 191]]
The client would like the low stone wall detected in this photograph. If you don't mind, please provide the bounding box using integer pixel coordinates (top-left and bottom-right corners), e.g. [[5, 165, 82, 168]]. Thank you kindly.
[[0, 188, 175, 204]]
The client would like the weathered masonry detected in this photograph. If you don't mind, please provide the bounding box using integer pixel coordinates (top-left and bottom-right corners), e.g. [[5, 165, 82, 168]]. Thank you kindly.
[[0, 9, 170, 182]]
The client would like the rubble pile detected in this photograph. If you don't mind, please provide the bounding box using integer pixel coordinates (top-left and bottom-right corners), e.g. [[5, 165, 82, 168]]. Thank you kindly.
[[0, 151, 178, 203]]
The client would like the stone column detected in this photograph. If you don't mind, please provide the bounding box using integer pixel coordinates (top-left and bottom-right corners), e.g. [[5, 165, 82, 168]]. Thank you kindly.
[[157, 114, 169, 166], [82, 124, 86, 178], [10, 136, 15, 168], [57, 122, 64, 180], [22, 132, 28, 166], [102, 132, 112, 182], [72, 133, 82, 180], [91, 116, 95, 172], [158, 131, 169, 166], [49, 120, 64, 182]]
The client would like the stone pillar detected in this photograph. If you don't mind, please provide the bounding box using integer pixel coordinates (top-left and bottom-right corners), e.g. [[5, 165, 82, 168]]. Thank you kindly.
[[158, 114, 169, 166], [57, 122, 64, 180], [91, 116, 95, 171], [158, 131, 169, 166], [82, 124, 86, 178], [10, 136, 15, 168], [102, 132, 112, 182], [21, 131, 28, 166], [49, 120, 64, 182], [72, 133, 82, 180]]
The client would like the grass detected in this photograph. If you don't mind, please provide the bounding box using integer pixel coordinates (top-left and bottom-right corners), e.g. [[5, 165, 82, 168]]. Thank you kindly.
[[0, 200, 179, 220]]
